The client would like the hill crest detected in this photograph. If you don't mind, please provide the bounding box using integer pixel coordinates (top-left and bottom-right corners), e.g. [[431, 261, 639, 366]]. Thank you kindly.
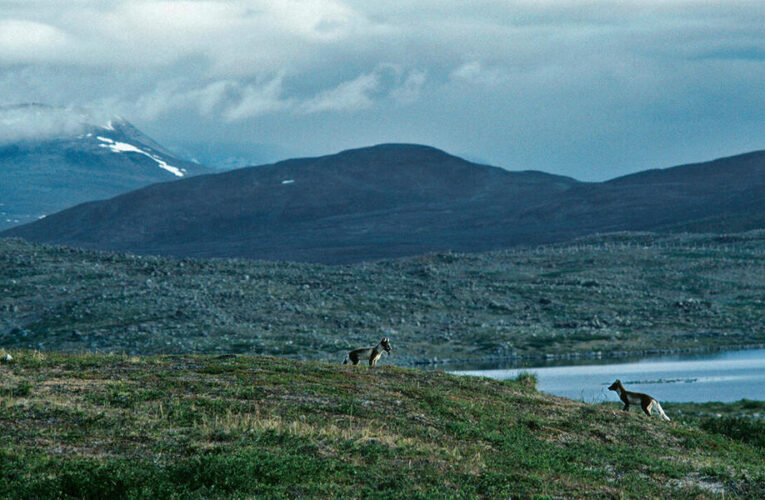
[[3, 144, 764, 263]]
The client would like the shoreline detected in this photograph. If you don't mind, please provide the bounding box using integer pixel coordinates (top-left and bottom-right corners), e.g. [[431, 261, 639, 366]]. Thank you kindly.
[[406, 342, 765, 369]]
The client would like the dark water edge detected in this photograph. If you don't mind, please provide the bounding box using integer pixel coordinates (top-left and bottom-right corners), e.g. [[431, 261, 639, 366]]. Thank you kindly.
[[413, 343, 765, 371]]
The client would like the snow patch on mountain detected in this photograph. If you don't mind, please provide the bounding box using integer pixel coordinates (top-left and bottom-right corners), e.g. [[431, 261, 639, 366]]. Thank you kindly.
[[97, 136, 186, 177]]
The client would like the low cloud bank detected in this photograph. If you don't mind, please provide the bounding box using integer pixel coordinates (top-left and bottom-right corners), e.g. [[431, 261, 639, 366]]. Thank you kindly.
[[0, 104, 117, 145]]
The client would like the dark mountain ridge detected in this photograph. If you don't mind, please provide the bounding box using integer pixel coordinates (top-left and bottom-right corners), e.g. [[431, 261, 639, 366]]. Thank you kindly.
[[555, 150, 765, 232], [3, 144, 764, 263]]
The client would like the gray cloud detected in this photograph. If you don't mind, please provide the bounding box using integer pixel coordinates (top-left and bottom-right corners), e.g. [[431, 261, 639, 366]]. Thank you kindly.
[[0, 19, 74, 64], [0, 104, 113, 144], [1, 0, 763, 179]]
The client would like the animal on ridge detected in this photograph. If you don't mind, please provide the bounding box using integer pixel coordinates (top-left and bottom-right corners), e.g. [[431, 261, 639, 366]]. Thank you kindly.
[[343, 338, 392, 367], [608, 379, 670, 421]]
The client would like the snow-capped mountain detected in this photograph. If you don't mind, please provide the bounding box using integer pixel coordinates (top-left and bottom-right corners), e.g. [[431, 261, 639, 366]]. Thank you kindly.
[[0, 104, 209, 230]]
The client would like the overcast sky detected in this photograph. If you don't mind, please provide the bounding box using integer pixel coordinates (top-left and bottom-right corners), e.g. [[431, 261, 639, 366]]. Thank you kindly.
[[1, 0, 763, 180]]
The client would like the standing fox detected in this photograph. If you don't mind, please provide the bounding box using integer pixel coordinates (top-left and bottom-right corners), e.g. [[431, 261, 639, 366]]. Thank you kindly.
[[608, 379, 670, 421], [343, 338, 392, 367]]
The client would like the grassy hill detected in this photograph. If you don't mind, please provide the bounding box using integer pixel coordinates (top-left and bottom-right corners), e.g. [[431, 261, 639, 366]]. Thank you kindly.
[[0, 351, 762, 498], [2, 231, 765, 364]]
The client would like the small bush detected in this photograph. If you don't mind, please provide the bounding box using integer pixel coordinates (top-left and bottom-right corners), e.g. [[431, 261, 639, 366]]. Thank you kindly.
[[740, 399, 765, 411], [2, 381, 32, 397], [699, 417, 765, 449], [514, 371, 538, 391]]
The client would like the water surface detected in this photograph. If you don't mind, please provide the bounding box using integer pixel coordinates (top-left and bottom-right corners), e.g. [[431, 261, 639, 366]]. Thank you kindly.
[[452, 348, 765, 403]]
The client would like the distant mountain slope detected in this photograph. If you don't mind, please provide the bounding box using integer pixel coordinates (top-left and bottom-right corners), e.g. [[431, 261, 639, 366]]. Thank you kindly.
[[2, 144, 579, 262], [0, 104, 209, 230], [537, 150, 765, 233], [3, 144, 764, 263]]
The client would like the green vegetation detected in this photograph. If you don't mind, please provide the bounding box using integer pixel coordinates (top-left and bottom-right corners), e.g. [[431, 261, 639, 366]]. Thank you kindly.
[[670, 399, 765, 420], [669, 400, 765, 449], [2, 231, 765, 363], [0, 351, 763, 498]]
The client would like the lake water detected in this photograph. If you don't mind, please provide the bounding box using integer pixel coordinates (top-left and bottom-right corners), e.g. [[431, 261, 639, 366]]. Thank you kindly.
[[452, 348, 765, 403]]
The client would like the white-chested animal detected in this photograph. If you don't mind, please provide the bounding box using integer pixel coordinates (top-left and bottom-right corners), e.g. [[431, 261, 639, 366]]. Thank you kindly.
[[343, 338, 392, 367], [608, 379, 670, 421]]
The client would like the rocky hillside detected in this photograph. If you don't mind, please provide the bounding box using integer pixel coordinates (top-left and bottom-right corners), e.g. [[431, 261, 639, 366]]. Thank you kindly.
[[2, 231, 764, 363]]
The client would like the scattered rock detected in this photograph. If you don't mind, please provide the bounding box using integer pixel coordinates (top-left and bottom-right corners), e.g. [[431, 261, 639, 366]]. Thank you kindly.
[[555, 320, 579, 329], [674, 298, 712, 312], [587, 316, 606, 329], [6, 326, 29, 338]]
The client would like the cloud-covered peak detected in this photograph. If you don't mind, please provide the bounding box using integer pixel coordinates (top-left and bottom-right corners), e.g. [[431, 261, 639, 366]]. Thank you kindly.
[[0, 104, 116, 145]]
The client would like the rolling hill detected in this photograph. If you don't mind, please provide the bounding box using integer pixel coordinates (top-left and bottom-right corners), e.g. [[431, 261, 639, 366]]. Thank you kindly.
[[3, 144, 764, 263], [0, 351, 762, 498]]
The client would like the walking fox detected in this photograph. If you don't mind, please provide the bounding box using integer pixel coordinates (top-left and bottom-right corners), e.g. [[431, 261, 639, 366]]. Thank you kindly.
[[608, 379, 670, 421]]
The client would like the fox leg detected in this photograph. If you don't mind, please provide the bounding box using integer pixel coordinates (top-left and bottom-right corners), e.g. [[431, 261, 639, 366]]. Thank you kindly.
[[369, 352, 382, 367], [642, 401, 653, 417]]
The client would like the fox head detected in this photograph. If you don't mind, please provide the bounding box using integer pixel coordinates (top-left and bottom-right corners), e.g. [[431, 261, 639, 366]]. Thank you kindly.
[[608, 379, 623, 391], [380, 337, 392, 354]]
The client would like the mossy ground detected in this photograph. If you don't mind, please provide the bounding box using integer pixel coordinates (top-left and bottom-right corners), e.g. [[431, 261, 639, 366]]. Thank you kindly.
[[1, 351, 762, 498]]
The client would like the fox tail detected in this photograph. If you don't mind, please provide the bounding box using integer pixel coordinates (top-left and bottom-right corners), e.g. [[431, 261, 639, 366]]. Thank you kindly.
[[653, 400, 670, 421]]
